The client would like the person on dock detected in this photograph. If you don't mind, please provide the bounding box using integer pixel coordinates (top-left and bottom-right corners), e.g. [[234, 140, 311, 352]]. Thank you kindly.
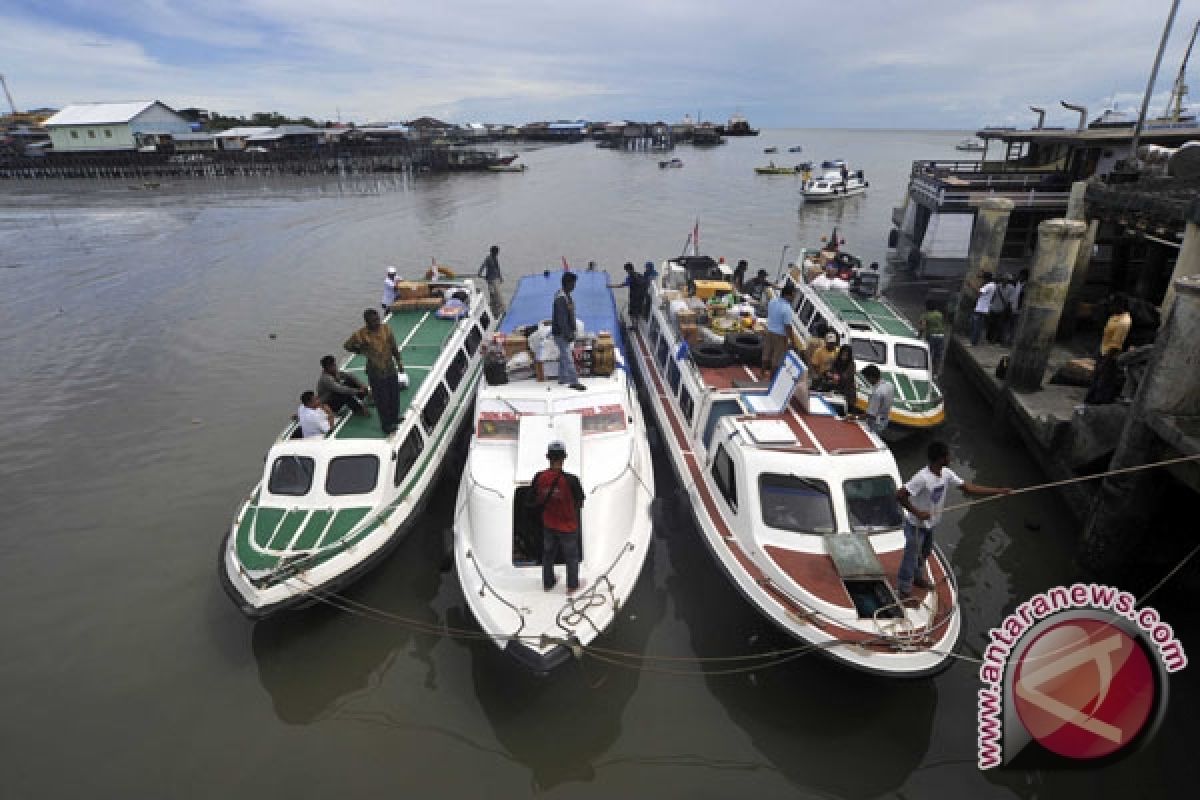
[[609, 262, 648, 320], [381, 266, 398, 312], [918, 299, 946, 376], [895, 441, 1012, 599], [317, 354, 370, 417], [970, 272, 997, 346], [478, 245, 505, 317], [732, 259, 748, 291], [1086, 294, 1132, 405], [862, 365, 893, 434], [344, 309, 406, 435], [532, 440, 586, 593], [297, 390, 335, 438], [552, 272, 586, 390], [762, 284, 795, 380]]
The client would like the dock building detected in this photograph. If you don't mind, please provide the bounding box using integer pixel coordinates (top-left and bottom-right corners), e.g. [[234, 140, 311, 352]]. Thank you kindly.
[[43, 101, 192, 152]]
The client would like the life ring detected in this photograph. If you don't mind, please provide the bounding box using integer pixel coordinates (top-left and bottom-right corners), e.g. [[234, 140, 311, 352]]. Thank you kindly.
[[692, 343, 734, 368]]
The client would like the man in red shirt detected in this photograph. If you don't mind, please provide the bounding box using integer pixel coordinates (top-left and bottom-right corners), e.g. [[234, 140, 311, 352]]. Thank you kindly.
[[531, 441, 586, 593]]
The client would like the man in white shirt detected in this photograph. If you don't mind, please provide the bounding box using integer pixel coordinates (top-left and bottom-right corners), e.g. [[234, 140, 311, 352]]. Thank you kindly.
[[297, 390, 334, 438], [862, 365, 893, 433], [970, 272, 997, 346], [811, 265, 835, 290], [895, 440, 1012, 598], [381, 266, 399, 311]]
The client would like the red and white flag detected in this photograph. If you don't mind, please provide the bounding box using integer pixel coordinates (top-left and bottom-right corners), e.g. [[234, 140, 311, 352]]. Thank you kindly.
[[561, 256, 571, 271]]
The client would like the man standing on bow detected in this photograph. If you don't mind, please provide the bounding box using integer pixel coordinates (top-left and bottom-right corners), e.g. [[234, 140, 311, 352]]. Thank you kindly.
[[381, 266, 398, 312], [478, 244, 505, 317], [344, 309, 405, 435], [532, 440, 586, 593]]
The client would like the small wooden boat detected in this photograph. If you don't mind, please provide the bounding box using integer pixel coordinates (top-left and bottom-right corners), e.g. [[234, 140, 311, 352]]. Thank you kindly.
[[755, 164, 800, 175], [487, 163, 527, 172], [454, 270, 655, 673], [788, 145, 804, 153], [955, 138, 985, 152], [763, 146, 778, 154], [221, 276, 500, 618], [659, 158, 684, 168]]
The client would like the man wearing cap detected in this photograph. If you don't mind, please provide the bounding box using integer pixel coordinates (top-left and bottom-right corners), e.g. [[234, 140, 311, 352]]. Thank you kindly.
[[552, 272, 586, 390], [381, 266, 399, 311], [344, 308, 405, 435], [531, 441, 586, 593], [478, 245, 505, 317], [810, 331, 840, 388]]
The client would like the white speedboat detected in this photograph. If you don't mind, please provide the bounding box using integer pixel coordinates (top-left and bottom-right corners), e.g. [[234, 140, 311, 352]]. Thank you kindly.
[[454, 270, 655, 673], [627, 254, 961, 676], [802, 161, 868, 202], [955, 138, 985, 152], [221, 276, 499, 618]]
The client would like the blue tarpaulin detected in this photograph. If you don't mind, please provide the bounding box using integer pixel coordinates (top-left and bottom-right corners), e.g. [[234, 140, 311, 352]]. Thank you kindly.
[[499, 270, 625, 357]]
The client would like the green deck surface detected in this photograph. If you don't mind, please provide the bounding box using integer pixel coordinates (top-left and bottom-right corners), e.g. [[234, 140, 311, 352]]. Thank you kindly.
[[335, 310, 457, 440], [817, 290, 917, 338]]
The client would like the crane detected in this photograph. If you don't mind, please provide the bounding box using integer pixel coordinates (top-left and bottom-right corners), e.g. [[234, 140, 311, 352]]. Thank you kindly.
[[1165, 20, 1200, 122], [0, 74, 19, 118]]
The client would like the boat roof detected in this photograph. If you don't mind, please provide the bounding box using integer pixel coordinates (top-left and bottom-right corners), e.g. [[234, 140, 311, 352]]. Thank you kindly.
[[808, 287, 917, 339], [500, 269, 625, 354], [333, 307, 462, 441]]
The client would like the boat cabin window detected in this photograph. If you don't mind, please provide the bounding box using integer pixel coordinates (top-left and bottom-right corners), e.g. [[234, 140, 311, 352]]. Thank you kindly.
[[667, 360, 681, 393], [759, 474, 835, 534], [808, 313, 827, 336], [422, 383, 450, 432], [477, 412, 520, 439], [797, 299, 815, 325], [326, 455, 380, 495], [850, 337, 887, 364], [844, 476, 903, 531], [711, 445, 738, 511], [656, 338, 670, 370], [268, 455, 315, 496], [894, 343, 929, 370], [558, 395, 628, 434], [680, 387, 694, 423], [446, 350, 469, 391], [480, 311, 491, 330], [466, 325, 483, 355], [702, 399, 742, 449], [394, 429, 424, 487]]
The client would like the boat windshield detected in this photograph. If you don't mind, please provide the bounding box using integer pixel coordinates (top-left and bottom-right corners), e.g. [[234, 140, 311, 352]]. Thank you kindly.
[[851, 337, 887, 364], [843, 475, 902, 531], [476, 398, 549, 440], [895, 343, 929, 370], [326, 455, 379, 495], [556, 394, 627, 434], [269, 455, 314, 496], [759, 474, 835, 534]]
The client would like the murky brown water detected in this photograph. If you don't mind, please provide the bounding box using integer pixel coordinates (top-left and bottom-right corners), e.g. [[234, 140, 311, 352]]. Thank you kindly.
[[1, 130, 1193, 797]]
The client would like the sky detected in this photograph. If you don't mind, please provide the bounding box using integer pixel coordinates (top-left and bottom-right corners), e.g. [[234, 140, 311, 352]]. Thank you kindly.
[[4, 0, 1200, 128]]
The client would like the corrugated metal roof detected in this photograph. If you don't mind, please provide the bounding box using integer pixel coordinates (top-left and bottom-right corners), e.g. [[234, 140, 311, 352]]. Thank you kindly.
[[213, 126, 274, 138], [44, 101, 161, 126]]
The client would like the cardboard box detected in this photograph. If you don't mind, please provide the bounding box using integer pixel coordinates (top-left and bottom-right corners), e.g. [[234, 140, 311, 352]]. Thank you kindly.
[[676, 309, 697, 326], [693, 279, 733, 300], [680, 323, 700, 346], [503, 333, 529, 358], [395, 281, 428, 300]]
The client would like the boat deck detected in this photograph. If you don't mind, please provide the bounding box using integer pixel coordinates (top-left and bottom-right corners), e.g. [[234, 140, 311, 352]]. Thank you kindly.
[[333, 309, 459, 440], [815, 289, 917, 338]]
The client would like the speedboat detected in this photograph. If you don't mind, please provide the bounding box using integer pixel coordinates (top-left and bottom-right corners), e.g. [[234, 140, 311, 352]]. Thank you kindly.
[[220, 275, 499, 618], [454, 270, 655, 673], [955, 138, 985, 152], [788, 145, 804, 153], [801, 163, 868, 201], [625, 253, 961, 676], [659, 158, 684, 168], [784, 251, 945, 431], [763, 146, 778, 154]]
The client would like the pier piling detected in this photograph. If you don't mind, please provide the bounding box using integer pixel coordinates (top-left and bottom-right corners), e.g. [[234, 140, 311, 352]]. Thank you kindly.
[[1007, 219, 1088, 391]]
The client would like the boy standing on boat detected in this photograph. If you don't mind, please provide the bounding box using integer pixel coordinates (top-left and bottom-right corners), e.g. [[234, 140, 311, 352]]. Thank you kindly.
[[344, 309, 406, 435], [552, 272, 587, 391], [381, 266, 398, 311], [533, 441, 586, 593], [478, 245, 505, 317], [763, 284, 795, 380], [609, 262, 648, 320], [895, 441, 1011, 599], [862, 365, 893, 433]]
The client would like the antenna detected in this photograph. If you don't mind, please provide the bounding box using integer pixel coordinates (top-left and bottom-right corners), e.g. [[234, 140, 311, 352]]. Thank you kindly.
[[1165, 19, 1200, 121]]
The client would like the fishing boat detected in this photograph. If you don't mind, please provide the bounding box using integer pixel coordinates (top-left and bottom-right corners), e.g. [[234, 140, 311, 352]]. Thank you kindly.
[[659, 158, 684, 168], [801, 161, 868, 201], [626, 254, 961, 676], [221, 276, 499, 618], [454, 270, 655, 673], [786, 250, 945, 431], [754, 164, 800, 175], [954, 138, 985, 152], [487, 163, 528, 172]]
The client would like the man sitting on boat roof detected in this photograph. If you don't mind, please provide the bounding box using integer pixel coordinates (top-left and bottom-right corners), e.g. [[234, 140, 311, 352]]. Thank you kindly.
[[317, 354, 370, 418], [297, 390, 335, 438]]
